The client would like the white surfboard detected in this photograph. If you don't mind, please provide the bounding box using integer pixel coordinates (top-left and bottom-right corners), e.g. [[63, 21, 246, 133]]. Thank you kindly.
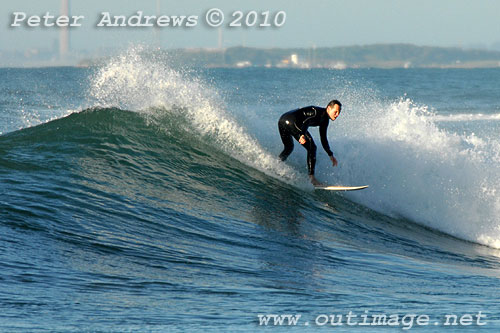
[[314, 185, 369, 191]]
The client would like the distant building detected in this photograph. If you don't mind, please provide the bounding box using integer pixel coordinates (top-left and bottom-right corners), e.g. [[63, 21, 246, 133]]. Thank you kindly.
[[331, 62, 347, 70], [236, 61, 251, 68]]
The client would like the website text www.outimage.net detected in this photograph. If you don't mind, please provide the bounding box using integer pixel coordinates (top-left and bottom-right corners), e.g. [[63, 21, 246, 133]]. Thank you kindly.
[[258, 311, 488, 330]]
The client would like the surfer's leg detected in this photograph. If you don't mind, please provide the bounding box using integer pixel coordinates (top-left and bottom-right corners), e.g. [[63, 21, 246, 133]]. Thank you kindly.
[[302, 132, 317, 175], [278, 120, 294, 161]]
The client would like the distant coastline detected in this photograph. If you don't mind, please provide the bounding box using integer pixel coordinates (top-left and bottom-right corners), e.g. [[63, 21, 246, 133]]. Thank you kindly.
[[82, 44, 500, 69], [142, 44, 500, 69], [4, 44, 500, 68]]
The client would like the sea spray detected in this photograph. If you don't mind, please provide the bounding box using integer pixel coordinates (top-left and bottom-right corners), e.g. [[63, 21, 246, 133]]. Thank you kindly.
[[88, 46, 300, 184], [330, 97, 500, 248]]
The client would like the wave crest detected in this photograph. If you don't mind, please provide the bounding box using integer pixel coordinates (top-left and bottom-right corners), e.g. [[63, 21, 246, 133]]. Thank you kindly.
[[88, 45, 298, 183]]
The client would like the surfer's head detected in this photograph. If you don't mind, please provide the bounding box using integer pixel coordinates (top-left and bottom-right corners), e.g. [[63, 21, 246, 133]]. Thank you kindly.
[[326, 100, 342, 121]]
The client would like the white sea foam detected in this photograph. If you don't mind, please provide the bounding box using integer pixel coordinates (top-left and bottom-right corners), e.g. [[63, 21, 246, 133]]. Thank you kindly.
[[329, 97, 500, 248], [88, 45, 300, 184]]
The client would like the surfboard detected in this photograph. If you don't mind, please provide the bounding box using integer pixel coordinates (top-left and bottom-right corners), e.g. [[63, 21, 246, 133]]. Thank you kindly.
[[314, 185, 369, 191]]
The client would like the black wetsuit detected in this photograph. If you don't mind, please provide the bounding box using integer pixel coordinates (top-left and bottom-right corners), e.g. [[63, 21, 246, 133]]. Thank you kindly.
[[278, 106, 333, 175]]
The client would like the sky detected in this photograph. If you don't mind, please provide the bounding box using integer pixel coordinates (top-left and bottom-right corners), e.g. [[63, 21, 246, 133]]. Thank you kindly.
[[1, 0, 500, 55]]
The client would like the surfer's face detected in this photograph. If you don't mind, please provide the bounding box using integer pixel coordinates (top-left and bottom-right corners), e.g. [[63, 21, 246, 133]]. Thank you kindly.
[[327, 104, 341, 121]]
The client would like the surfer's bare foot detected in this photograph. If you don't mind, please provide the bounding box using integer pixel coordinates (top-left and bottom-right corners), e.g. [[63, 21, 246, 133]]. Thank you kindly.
[[309, 175, 322, 186]]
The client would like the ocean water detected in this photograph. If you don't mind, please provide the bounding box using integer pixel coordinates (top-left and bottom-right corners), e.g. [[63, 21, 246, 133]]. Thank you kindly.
[[1, 47, 500, 331]]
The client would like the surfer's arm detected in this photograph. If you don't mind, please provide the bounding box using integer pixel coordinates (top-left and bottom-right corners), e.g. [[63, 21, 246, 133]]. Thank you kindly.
[[319, 122, 333, 156], [320, 122, 338, 166], [298, 121, 310, 145]]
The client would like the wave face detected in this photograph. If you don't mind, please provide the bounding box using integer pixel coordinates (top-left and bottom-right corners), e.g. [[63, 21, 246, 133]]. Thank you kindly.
[[0, 106, 292, 223]]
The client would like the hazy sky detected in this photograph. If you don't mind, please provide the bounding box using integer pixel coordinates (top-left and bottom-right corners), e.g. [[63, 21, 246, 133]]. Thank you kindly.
[[2, 0, 500, 53]]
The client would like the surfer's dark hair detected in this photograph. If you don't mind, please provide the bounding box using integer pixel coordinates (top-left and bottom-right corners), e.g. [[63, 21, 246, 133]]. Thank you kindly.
[[327, 99, 342, 109]]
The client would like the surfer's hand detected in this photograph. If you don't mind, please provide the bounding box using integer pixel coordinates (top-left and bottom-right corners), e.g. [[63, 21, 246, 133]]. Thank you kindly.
[[330, 155, 338, 167], [299, 135, 306, 145]]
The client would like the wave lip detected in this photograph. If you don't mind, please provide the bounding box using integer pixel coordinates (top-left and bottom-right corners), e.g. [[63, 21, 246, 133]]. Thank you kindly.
[[88, 46, 299, 185]]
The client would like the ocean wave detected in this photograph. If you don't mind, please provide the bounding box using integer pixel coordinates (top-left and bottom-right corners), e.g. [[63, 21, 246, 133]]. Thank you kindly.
[[3, 46, 500, 250]]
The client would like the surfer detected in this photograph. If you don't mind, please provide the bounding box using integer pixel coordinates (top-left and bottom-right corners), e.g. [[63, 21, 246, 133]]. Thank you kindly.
[[278, 100, 341, 185]]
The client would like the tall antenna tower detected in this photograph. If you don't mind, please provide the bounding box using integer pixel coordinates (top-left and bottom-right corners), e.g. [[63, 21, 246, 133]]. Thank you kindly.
[[59, 0, 70, 59]]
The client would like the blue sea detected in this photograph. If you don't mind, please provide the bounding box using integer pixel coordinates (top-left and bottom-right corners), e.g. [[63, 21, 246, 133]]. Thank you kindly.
[[1, 47, 500, 332]]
